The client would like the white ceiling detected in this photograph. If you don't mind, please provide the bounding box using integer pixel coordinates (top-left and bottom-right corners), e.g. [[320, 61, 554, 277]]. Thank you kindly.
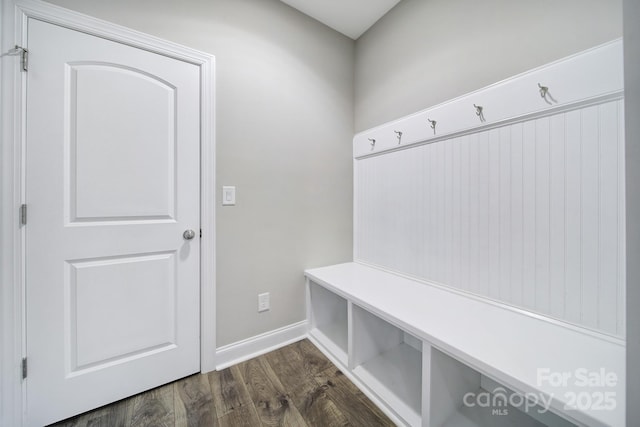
[[279, 0, 402, 40]]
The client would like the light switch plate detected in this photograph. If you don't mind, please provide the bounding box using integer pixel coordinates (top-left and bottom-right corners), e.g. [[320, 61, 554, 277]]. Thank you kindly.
[[222, 186, 236, 206]]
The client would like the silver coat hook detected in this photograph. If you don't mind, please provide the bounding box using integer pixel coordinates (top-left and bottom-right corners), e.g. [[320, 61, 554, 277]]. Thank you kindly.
[[538, 83, 549, 98], [538, 83, 556, 104], [394, 130, 403, 144], [473, 104, 485, 122], [427, 119, 437, 134], [368, 138, 376, 149]]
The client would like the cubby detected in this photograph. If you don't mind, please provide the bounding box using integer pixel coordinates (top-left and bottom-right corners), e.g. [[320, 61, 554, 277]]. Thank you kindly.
[[307, 280, 348, 365], [351, 305, 422, 427], [425, 347, 577, 427]]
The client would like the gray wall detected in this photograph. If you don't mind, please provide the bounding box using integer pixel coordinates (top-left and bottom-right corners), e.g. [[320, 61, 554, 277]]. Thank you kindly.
[[355, 0, 623, 131], [45, 0, 354, 347], [625, 0, 639, 423]]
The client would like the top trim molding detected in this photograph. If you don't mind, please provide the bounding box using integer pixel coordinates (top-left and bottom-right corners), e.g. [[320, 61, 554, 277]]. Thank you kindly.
[[14, 0, 213, 65], [354, 39, 624, 159]]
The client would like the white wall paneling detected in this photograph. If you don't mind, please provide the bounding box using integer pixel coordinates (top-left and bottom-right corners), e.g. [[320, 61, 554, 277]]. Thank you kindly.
[[354, 40, 625, 337]]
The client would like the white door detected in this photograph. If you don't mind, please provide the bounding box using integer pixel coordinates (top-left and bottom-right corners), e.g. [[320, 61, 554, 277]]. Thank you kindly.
[[25, 18, 201, 426]]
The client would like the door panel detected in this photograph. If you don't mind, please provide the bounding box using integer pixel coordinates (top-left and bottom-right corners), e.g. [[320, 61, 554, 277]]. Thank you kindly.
[[68, 252, 177, 371], [26, 18, 200, 427], [69, 63, 177, 221]]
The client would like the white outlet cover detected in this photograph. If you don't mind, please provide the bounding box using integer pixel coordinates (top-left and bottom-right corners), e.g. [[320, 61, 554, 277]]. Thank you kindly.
[[258, 292, 270, 312]]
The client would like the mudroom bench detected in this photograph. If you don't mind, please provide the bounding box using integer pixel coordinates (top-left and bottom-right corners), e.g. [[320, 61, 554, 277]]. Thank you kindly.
[[305, 262, 624, 427]]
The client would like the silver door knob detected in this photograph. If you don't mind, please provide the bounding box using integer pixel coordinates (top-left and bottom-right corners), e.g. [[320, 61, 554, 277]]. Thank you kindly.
[[183, 229, 196, 240]]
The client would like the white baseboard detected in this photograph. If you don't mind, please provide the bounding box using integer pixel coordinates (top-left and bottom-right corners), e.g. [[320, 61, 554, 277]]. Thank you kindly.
[[216, 322, 405, 425], [215, 320, 308, 370]]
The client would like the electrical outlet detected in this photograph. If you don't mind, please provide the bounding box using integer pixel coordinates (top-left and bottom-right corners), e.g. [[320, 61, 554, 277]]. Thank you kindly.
[[258, 292, 270, 312]]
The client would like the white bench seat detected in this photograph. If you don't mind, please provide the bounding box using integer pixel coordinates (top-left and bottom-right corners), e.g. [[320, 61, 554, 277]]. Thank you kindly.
[[305, 262, 624, 427]]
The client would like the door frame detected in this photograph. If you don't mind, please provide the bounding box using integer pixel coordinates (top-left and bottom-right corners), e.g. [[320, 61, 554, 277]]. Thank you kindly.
[[0, 1, 216, 425]]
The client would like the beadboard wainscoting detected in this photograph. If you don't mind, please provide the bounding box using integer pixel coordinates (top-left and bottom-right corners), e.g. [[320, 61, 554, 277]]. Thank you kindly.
[[354, 40, 625, 337]]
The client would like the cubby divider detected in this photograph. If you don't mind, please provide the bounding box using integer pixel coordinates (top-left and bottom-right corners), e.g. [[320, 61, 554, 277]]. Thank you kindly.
[[424, 344, 480, 427]]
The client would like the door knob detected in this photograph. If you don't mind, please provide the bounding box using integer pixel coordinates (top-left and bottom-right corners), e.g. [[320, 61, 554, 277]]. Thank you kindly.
[[183, 229, 196, 240]]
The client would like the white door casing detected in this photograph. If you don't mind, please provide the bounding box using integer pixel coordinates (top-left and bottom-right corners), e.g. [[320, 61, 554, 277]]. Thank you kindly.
[[0, 1, 216, 426]]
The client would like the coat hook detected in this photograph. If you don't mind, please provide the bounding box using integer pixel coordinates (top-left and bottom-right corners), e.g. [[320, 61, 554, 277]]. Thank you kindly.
[[427, 118, 437, 135], [538, 83, 549, 99], [368, 138, 376, 149], [473, 104, 485, 122], [394, 130, 403, 144], [538, 83, 556, 104]]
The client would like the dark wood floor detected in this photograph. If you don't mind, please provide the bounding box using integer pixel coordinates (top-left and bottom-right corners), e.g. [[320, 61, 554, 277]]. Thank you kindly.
[[50, 339, 394, 427]]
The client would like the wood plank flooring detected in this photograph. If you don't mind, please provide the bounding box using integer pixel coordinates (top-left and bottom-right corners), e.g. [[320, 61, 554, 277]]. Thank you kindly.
[[50, 339, 395, 427]]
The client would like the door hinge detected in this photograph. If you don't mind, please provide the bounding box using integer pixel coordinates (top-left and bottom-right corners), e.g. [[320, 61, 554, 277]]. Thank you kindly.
[[20, 204, 27, 225], [22, 358, 27, 379], [21, 48, 28, 72], [200, 229, 202, 238]]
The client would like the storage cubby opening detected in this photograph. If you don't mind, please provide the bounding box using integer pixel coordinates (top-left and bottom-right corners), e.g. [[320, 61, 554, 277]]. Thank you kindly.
[[351, 305, 422, 427], [430, 348, 577, 427], [308, 281, 348, 362]]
